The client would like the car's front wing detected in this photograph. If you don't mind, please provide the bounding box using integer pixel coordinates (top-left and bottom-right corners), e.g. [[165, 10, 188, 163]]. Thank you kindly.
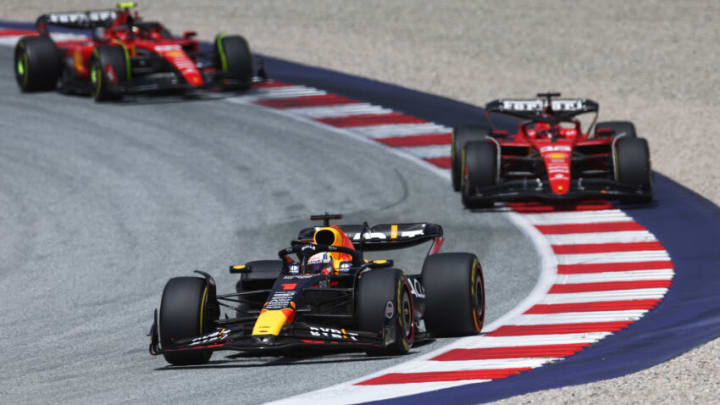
[[149, 317, 396, 357], [464, 177, 652, 204]]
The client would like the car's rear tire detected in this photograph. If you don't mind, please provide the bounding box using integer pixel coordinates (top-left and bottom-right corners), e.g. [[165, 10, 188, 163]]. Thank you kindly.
[[159, 277, 215, 365], [14, 36, 60, 92], [422, 253, 485, 337], [214, 35, 253, 89], [90, 45, 129, 102], [615, 137, 652, 203], [596, 121, 637, 139], [461, 140, 497, 209], [357, 268, 414, 356], [452, 127, 488, 191]]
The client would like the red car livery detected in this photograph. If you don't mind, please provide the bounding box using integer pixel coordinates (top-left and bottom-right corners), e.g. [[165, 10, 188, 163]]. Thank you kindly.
[[452, 93, 652, 208], [14, 3, 262, 101]]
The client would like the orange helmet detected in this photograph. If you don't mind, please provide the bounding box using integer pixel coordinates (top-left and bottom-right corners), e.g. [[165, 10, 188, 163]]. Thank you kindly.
[[312, 226, 354, 272]]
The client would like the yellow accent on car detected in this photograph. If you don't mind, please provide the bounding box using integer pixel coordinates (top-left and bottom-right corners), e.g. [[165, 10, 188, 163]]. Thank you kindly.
[[470, 258, 482, 332], [232, 264, 246, 270], [112, 39, 132, 81], [252, 310, 290, 336], [390, 224, 398, 239], [91, 49, 102, 98], [22, 52, 29, 88], [374, 260, 388, 264], [313, 226, 341, 246], [198, 285, 208, 335], [216, 34, 228, 71], [116, 2, 137, 9]]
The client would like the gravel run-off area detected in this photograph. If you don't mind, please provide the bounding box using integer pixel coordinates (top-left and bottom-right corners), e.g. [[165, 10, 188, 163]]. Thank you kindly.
[[2, 1, 719, 403]]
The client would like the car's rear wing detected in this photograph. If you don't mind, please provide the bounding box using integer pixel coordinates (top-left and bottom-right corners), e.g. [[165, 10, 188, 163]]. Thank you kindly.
[[297, 223, 443, 252], [486, 98, 598, 114], [35, 10, 120, 31], [485, 96, 599, 126]]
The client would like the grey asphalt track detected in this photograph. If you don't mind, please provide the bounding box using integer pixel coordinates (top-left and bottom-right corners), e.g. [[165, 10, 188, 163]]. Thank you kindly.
[[3, 0, 719, 402], [0, 46, 538, 404]]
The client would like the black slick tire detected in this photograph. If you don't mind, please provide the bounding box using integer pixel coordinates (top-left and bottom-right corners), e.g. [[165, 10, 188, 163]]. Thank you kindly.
[[159, 277, 214, 365], [452, 127, 488, 191], [596, 121, 637, 139], [14, 36, 60, 92], [214, 35, 253, 89], [461, 140, 497, 209], [90, 45, 129, 102], [422, 253, 484, 337], [614, 137, 652, 203], [357, 268, 414, 356]]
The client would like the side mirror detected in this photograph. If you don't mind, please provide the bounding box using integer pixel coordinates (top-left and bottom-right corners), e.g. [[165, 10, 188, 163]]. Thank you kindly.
[[491, 129, 509, 137], [229, 264, 251, 274], [368, 259, 393, 268], [183, 30, 197, 39]]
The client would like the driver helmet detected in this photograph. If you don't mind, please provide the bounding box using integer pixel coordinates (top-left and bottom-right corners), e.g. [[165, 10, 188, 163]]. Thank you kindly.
[[307, 252, 334, 275]]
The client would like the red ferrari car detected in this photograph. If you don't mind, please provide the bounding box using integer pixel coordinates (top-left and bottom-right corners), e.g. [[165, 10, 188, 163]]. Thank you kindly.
[[14, 2, 261, 101], [452, 93, 652, 208]]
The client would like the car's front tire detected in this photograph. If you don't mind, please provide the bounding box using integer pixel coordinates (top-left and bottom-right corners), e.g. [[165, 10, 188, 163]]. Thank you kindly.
[[452, 127, 488, 192], [461, 140, 498, 209], [614, 137, 652, 203], [159, 277, 215, 365], [214, 35, 253, 89]]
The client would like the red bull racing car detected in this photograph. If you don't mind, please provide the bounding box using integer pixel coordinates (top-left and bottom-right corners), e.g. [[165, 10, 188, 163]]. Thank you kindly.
[[14, 2, 261, 101], [452, 93, 652, 208], [149, 214, 485, 365]]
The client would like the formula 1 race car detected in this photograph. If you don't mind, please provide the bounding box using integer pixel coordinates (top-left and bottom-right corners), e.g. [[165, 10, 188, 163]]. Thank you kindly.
[[451, 93, 652, 208], [148, 214, 485, 365], [14, 2, 261, 101]]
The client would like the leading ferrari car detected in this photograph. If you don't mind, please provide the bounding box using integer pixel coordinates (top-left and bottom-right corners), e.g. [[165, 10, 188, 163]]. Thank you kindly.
[[14, 2, 261, 101], [149, 214, 485, 365], [452, 93, 652, 208]]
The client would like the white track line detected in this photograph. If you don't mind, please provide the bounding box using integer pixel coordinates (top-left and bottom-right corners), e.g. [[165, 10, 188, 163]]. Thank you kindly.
[[349, 123, 452, 138], [557, 270, 674, 284], [283, 103, 391, 118], [457, 332, 613, 348], [396, 145, 451, 159], [545, 230, 657, 245], [512, 310, 648, 325], [403, 358, 560, 371], [541, 288, 669, 304], [556, 250, 671, 265], [523, 210, 630, 225]]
